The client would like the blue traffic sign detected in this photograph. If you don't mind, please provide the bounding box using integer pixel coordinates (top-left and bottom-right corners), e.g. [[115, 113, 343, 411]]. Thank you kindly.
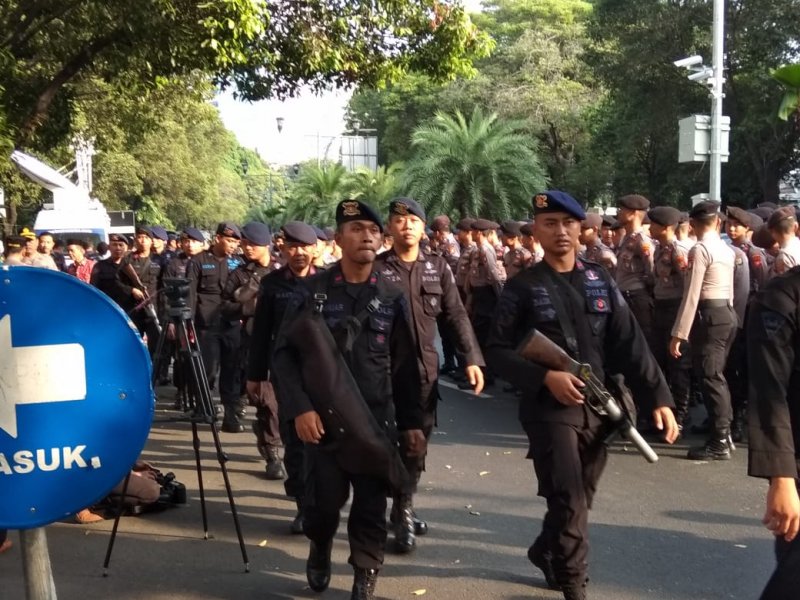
[[0, 266, 153, 529]]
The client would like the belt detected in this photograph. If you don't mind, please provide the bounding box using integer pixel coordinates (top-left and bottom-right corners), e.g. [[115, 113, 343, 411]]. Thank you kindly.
[[698, 299, 731, 309]]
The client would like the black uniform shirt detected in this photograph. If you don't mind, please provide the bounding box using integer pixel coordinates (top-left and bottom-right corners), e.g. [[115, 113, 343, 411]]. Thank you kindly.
[[376, 249, 483, 383], [747, 267, 800, 479], [487, 259, 672, 426], [186, 250, 241, 329], [117, 252, 161, 300], [90, 258, 129, 309]]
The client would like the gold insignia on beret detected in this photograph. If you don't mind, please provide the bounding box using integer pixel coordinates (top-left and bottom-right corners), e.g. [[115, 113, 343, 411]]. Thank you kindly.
[[534, 194, 549, 209], [342, 201, 361, 217], [393, 202, 409, 216]]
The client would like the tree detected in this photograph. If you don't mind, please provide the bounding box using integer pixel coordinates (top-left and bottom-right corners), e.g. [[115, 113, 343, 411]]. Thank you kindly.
[[774, 64, 800, 121], [403, 108, 548, 220], [282, 161, 353, 226], [348, 164, 403, 214]]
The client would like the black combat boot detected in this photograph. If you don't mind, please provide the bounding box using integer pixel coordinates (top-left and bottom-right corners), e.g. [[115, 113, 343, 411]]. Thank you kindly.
[[220, 406, 244, 433], [350, 568, 379, 600], [731, 407, 747, 444], [527, 539, 561, 591], [264, 446, 286, 480], [687, 430, 733, 461], [393, 494, 416, 553], [290, 498, 304, 535], [306, 539, 332, 592]]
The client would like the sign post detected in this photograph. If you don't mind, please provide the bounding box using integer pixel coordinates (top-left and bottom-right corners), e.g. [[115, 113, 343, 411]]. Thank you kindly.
[[0, 266, 154, 598]]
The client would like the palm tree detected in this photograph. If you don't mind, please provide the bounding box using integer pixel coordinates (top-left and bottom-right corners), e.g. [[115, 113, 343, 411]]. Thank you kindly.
[[348, 164, 403, 215], [283, 161, 351, 225], [403, 108, 548, 221]]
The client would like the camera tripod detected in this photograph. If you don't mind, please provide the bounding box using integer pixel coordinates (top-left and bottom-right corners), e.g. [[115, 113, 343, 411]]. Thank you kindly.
[[103, 279, 249, 573]]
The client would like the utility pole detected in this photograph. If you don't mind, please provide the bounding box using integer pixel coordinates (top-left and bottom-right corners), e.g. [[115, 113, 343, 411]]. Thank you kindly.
[[709, 0, 725, 203]]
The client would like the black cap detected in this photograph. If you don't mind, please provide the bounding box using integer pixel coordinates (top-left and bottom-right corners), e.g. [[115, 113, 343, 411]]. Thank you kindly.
[[767, 206, 796, 229], [312, 225, 327, 242], [500, 220, 522, 236], [678, 211, 690, 224], [611, 220, 624, 230], [108, 233, 129, 244], [749, 206, 775, 221], [389, 197, 426, 222], [601, 215, 617, 228], [335, 200, 383, 232], [647, 206, 681, 227], [241, 222, 271, 246], [456, 218, 475, 232], [216, 222, 241, 239], [150, 225, 169, 242], [182, 227, 205, 243], [618, 194, 650, 211], [581, 213, 603, 230], [4, 236, 26, 251], [689, 201, 721, 220], [282, 221, 318, 246], [726, 206, 753, 229], [323, 226, 336, 240], [532, 190, 586, 220], [749, 214, 764, 229], [471, 218, 500, 232], [758, 201, 778, 210], [751, 225, 776, 249], [430, 215, 451, 232], [135, 226, 153, 238], [520, 223, 534, 236]]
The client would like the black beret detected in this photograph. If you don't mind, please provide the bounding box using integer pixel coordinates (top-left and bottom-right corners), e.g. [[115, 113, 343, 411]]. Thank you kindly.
[[678, 211, 690, 224], [108, 233, 129, 244], [4, 236, 26, 251], [749, 207, 774, 221], [430, 215, 451, 232], [389, 197, 426, 222], [335, 200, 383, 232], [182, 227, 205, 243], [758, 201, 778, 210], [611, 220, 624, 230], [471, 218, 500, 232], [167, 232, 177, 241], [456, 218, 475, 232], [726, 206, 753, 228], [216, 222, 241, 239], [136, 226, 153, 238], [500, 220, 522, 236], [618, 194, 650, 211], [647, 206, 681, 227], [282, 221, 318, 246], [748, 214, 764, 229], [520, 223, 535, 236], [581, 213, 603, 230], [312, 225, 328, 241], [150, 225, 169, 242], [767, 206, 796, 229], [532, 190, 586, 220], [323, 226, 336, 240], [689, 200, 721, 220], [601, 215, 617, 228], [751, 225, 776, 249], [241, 222, 271, 246]]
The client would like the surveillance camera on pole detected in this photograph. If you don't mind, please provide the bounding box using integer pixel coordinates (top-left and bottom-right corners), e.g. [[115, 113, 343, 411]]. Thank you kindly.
[[687, 67, 714, 83], [674, 55, 703, 69]]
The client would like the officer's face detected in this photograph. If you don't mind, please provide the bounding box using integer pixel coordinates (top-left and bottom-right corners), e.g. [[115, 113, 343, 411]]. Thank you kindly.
[[578, 227, 596, 246], [457, 229, 471, 245], [336, 221, 381, 264], [152, 238, 165, 253], [215, 234, 240, 256], [727, 218, 748, 242], [38, 235, 54, 253], [241, 238, 268, 262], [387, 214, 424, 249], [181, 238, 204, 256], [601, 226, 614, 246], [649, 223, 667, 242], [502, 233, 518, 248], [283, 242, 314, 273], [109, 240, 128, 259], [534, 213, 581, 257], [135, 233, 152, 253]]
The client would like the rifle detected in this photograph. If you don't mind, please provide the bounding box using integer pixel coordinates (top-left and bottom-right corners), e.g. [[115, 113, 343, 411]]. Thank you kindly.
[[517, 329, 658, 463], [121, 262, 162, 333]]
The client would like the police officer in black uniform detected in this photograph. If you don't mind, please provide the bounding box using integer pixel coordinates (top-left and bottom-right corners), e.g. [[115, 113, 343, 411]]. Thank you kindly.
[[487, 190, 678, 600], [117, 226, 162, 355], [273, 200, 424, 600], [164, 228, 205, 279], [747, 266, 800, 599], [376, 198, 485, 553], [90, 233, 131, 309], [186, 222, 243, 431], [247, 221, 320, 533]]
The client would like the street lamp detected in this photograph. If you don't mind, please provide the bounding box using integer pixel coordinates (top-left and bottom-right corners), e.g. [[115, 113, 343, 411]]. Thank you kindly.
[[276, 116, 284, 134]]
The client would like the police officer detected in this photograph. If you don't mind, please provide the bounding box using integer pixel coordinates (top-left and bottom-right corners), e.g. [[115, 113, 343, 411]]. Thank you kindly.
[[500, 220, 532, 280], [90, 233, 131, 309], [579, 213, 617, 276], [487, 190, 678, 600], [377, 198, 484, 553], [247, 221, 320, 533], [614, 194, 656, 351], [164, 228, 206, 279], [648, 206, 691, 429], [600, 215, 616, 250], [428, 215, 461, 375], [768, 207, 800, 276], [747, 266, 800, 599], [520, 222, 544, 264], [117, 226, 162, 355], [453, 218, 476, 303], [727, 207, 768, 294], [466, 218, 505, 367], [186, 222, 243, 431], [273, 200, 423, 600], [221, 222, 278, 461], [670, 201, 737, 460]]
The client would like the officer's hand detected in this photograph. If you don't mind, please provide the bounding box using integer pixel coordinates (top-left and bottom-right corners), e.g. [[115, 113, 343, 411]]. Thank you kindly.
[[403, 429, 427, 458], [465, 365, 484, 395], [652, 406, 679, 444], [764, 477, 800, 542], [131, 288, 145, 301], [543, 370, 585, 406], [669, 336, 683, 359], [295, 411, 325, 444]]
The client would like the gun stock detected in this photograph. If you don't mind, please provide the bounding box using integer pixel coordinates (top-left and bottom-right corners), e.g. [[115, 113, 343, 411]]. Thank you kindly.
[[517, 330, 578, 374]]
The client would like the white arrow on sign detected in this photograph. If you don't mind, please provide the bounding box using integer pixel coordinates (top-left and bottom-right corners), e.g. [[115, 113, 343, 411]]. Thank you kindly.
[[0, 314, 87, 439]]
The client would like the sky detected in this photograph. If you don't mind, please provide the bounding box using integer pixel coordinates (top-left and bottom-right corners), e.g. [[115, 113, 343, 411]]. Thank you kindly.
[[215, 0, 485, 166]]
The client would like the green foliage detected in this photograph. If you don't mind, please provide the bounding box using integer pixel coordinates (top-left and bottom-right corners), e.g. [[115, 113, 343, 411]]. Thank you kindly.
[[282, 161, 353, 226], [348, 164, 403, 214], [773, 64, 800, 121], [403, 108, 548, 220]]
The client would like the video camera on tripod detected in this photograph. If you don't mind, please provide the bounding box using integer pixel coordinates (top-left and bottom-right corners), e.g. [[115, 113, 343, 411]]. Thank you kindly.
[[162, 277, 191, 311]]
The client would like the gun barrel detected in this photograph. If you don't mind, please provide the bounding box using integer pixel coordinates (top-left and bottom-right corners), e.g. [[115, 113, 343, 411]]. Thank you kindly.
[[617, 421, 659, 463]]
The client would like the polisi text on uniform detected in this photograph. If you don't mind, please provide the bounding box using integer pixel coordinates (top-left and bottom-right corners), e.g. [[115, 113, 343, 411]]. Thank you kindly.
[[0, 445, 95, 475]]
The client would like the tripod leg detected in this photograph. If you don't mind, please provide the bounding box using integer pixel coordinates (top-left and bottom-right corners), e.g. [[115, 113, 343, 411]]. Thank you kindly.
[[150, 324, 169, 390], [102, 471, 132, 576], [191, 421, 210, 540]]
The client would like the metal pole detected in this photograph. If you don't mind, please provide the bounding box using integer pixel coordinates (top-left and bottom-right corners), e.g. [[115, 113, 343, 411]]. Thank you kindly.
[[709, 0, 725, 202], [20, 528, 57, 600]]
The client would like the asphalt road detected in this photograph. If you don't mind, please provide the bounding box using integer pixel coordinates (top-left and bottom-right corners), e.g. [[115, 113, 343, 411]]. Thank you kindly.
[[0, 380, 776, 599]]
